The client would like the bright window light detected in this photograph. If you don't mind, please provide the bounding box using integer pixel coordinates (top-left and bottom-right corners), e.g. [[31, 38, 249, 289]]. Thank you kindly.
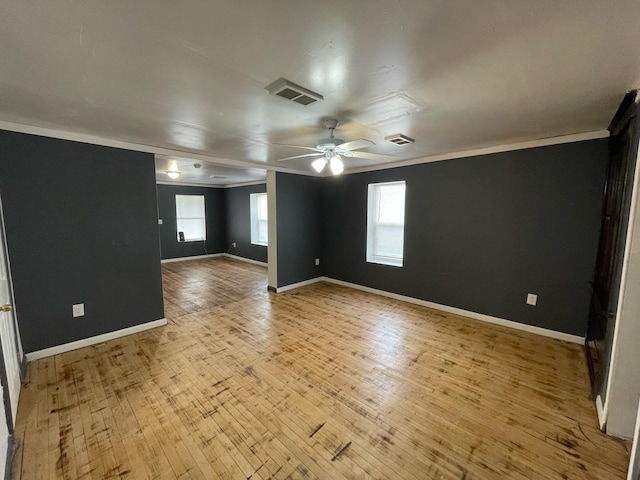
[[175, 195, 206, 242], [250, 192, 268, 246], [366, 181, 406, 266]]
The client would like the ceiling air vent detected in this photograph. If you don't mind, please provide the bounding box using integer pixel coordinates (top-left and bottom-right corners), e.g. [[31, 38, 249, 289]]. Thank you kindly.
[[385, 134, 415, 146], [266, 78, 323, 106]]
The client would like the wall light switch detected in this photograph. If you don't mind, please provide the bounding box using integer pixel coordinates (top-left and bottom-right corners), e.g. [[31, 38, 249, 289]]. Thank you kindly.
[[158, 219, 163, 225], [315, 258, 320, 266], [72, 303, 85, 317], [526, 293, 538, 306]]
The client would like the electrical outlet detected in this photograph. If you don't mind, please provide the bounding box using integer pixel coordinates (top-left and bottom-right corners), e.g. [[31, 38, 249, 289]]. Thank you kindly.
[[315, 258, 320, 266], [526, 293, 538, 306], [158, 218, 163, 225], [232, 242, 237, 248], [72, 303, 85, 317]]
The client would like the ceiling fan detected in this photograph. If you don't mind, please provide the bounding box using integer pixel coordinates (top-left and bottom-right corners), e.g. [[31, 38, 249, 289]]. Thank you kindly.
[[276, 118, 394, 175]]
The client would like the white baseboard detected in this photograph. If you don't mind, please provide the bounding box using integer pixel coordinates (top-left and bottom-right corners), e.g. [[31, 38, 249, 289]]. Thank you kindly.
[[161, 253, 267, 267], [596, 394, 607, 431], [223, 253, 267, 267], [161, 253, 222, 263], [308, 277, 584, 344], [25, 318, 168, 362], [276, 277, 324, 293]]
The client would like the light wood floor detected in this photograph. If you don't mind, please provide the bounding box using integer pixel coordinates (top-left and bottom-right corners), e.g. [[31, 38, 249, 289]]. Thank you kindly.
[[11, 257, 629, 479]]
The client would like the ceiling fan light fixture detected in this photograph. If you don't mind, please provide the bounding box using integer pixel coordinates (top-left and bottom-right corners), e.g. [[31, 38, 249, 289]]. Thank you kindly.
[[166, 170, 180, 179], [275, 117, 395, 171], [329, 155, 344, 175], [311, 158, 327, 173]]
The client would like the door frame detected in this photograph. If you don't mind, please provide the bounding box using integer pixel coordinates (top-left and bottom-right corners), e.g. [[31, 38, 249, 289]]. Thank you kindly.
[[0, 339, 14, 480], [0, 195, 24, 377], [0, 191, 24, 478]]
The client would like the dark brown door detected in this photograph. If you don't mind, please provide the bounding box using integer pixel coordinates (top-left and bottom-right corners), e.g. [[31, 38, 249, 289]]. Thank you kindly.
[[586, 95, 637, 397]]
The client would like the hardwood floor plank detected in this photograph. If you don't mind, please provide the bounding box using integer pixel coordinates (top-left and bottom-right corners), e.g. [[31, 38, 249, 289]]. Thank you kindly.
[[11, 257, 629, 479], [161, 351, 286, 478]]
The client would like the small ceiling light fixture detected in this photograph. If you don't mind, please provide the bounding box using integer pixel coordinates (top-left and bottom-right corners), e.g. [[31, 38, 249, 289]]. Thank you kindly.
[[166, 159, 181, 179]]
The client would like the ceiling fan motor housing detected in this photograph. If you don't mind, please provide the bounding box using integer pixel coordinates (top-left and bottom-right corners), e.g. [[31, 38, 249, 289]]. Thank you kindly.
[[317, 138, 345, 150], [323, 118, 339, 130]]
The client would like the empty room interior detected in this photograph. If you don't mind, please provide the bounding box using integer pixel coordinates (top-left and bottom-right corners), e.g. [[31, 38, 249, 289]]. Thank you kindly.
[[1, 2, 640, 479]]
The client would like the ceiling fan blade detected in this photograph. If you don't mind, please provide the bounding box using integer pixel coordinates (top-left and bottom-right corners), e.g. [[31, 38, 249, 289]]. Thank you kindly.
[[346, 151, 395, 161], [277, 153, 323, 162], [272, 143, 321, 152], [336, 139, 375, 151]]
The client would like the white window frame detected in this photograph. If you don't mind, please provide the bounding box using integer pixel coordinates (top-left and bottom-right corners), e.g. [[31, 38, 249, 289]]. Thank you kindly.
[[250, 192, 268, 246], [366, 181, 406, 267], [175, 194, 206, 242]]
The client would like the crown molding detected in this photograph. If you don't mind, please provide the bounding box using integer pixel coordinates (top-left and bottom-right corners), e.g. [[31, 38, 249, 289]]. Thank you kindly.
[[0, 119, 609, 179], [0, 120, 310, 175], [345, 130, 610, 175]]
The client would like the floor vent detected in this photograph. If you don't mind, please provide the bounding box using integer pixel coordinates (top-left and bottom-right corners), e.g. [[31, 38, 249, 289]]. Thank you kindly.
[[266, 78, 323, 106], [385, 134, 415, 145]]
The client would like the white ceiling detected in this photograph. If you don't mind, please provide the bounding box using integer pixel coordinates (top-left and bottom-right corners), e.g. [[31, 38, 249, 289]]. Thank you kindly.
[[1, 1, 639, 185], [155, 156, 266, 187]]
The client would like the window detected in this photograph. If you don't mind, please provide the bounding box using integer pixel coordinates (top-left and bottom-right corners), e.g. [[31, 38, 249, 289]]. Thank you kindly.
[[367, 181, 406, 266], [250, 193, 268, 246], [175, 195, 206, 242]]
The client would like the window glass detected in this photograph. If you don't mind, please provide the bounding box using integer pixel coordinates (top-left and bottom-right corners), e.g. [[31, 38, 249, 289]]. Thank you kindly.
[[250, 193, 268, 246], [176, 195, 206, 242], [367, 182, 406, 266]]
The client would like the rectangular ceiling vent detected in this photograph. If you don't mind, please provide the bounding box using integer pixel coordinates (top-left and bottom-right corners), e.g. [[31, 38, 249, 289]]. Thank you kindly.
[[385, 134, 415, 146], [266, 78, 323, 106]]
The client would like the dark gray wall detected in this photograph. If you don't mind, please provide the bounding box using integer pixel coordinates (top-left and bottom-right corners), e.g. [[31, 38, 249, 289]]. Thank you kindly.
[[321, 140, 609, 336], [157, 184, 226, 259], [0, 130, 165, 353], [225, 183, 267, 263], [276, 173, 323, 287]]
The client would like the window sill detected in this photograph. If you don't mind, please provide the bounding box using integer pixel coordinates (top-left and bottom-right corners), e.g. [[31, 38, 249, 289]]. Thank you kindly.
[[367, 258, 403, 267]]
